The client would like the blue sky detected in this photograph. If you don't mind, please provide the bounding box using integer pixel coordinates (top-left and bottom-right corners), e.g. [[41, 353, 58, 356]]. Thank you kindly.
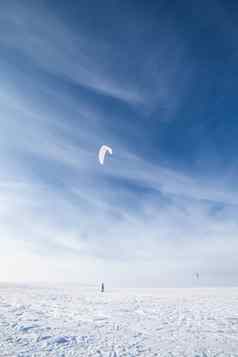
[[1, 0, 238, 286]]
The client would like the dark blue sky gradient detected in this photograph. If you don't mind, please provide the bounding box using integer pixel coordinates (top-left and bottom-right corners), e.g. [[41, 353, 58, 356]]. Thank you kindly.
[[44, 0, 238, 176]]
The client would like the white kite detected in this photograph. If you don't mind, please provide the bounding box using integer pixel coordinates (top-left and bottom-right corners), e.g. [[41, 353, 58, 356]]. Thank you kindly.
[[98, 145, 112, 165]]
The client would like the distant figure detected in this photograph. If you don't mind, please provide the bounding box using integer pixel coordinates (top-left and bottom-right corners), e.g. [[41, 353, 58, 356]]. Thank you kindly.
[[101, 282, 104, 293], [195, 272, 199, 280]]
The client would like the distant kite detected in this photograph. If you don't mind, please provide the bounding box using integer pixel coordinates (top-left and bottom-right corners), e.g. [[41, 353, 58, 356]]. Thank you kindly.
[[98, 145, 112, 165]]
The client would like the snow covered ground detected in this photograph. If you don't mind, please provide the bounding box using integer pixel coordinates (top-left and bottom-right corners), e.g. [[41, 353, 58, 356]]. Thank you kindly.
[[0, 285, 238, 356]]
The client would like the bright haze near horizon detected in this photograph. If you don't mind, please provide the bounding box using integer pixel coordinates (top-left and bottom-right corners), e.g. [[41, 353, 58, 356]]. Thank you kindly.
[[1, 0, 238, 287]]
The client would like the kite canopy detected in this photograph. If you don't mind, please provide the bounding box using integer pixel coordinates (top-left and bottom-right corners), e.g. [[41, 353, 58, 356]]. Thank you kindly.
[[98, 145, 112, 165]]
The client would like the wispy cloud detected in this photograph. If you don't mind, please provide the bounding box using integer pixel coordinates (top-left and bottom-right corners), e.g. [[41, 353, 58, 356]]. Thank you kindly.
[[0, 0, 195, 115], [0, 1, 142, 105]]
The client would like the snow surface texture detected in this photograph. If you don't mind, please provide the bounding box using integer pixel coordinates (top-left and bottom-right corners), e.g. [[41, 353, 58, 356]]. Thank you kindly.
[[0, 286, 238, 356]]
